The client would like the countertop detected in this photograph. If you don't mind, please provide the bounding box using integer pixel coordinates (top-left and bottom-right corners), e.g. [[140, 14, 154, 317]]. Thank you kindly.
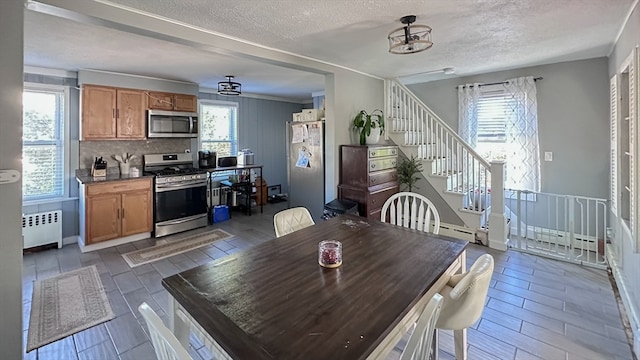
[[75, 168, 153, 185]]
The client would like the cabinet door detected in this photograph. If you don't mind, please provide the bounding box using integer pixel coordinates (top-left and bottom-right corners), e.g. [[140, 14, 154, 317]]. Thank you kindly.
[[173, 94, 198, 112], [116, 89, 146, 139], [121, 189, 152, 236], [86, 194, 121, 244], [82, 85, 117, 140], [147, 91, 174, 110]]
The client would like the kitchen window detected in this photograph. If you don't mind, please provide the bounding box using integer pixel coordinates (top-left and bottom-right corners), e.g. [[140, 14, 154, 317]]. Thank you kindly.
[[199, 100, 238, 157], [22, 84, 68, 202]]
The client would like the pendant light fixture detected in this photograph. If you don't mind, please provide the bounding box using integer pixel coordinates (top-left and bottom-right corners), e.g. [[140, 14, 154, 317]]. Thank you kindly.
[[388, 15, 433, 55], [217, 75, 242, 96]]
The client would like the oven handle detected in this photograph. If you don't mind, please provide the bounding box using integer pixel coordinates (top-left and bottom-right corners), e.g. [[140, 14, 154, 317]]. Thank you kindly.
[[156, 181, 207, 192], [156, 214, 207, 226]]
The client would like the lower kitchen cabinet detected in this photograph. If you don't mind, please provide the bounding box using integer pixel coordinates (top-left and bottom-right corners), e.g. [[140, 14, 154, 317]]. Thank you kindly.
[[82, 178, 152, 245]]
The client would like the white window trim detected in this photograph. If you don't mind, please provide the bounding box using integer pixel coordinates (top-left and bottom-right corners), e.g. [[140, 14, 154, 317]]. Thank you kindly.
[[22, 82, 71, 206], [198, 98, 239, 154]]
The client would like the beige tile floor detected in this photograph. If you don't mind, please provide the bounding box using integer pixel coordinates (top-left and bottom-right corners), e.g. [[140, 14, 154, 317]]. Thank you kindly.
[[22, 202, 634, 359]]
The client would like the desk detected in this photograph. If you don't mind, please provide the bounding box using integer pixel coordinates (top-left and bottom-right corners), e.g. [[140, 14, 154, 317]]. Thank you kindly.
[[162, 215, 468, 359], [206, 164, 263, 215]]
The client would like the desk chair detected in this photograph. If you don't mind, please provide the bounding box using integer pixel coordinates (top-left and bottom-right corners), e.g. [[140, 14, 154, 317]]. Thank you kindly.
[[273, 207, 315, 237], [436, 254, 494, 359], [400, 293, 444, 360], [381, 192, 441, 234], [138, 302, 192, 360]]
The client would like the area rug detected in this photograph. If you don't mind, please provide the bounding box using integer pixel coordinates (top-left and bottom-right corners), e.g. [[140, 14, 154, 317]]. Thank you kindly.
[[26, 265, 114, 352], [121, 228, 234, 268]]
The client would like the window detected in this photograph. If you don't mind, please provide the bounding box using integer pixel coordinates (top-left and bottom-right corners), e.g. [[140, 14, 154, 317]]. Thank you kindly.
[[475, 89, 513, 162], [199, 100, 238, 156], [22, 85, 67, 201]]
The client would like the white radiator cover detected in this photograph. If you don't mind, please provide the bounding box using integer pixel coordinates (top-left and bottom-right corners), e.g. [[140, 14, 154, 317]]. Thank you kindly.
[[22, 210, 62, 249]]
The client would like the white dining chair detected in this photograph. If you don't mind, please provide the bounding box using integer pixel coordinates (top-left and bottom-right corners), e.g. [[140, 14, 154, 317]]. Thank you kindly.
[[138, 302, 192, 360], [436, 254, 494, 360], [399, 293, 444, 360], [273, 207, 315, 237], [380, 192, 441, 234]]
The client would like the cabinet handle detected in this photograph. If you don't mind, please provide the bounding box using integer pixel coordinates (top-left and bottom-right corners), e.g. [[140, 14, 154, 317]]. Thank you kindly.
[[116, 109, 119, 118], [122, 208, 125, 218], [370, 151, 376, 157], [113, 109, 116, 118], [116, 208, 120, 219], [371, 164, 376, 169], [371, 178, 377, 183]]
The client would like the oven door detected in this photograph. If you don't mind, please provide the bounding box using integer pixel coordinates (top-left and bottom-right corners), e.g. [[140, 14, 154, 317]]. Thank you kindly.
[[155, 181, 208, 223]]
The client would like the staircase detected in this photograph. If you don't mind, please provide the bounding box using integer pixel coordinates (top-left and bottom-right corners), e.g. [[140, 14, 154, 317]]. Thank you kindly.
[[384, 80, 509, 250]]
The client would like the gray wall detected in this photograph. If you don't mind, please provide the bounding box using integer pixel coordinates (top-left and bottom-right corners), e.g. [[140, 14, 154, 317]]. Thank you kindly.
[[408, 57, 610, 199], [608, 1, 640, 352], [0, 1, 24, 357]]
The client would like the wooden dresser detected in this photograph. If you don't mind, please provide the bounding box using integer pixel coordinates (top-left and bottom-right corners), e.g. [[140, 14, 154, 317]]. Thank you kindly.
[[338, 145, 399, 219]]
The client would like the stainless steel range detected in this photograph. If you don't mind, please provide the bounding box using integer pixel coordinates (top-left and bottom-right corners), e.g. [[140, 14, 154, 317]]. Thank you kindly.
[[144, 153, 209, 238]]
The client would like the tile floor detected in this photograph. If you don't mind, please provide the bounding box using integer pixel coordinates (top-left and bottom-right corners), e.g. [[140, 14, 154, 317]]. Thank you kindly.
[[22, 202, 635, 359]]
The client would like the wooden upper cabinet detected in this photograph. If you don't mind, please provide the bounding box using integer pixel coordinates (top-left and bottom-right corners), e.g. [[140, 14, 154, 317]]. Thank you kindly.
[[82, 85, 117, 139], [116, 89, 146, 139], [147, 91, 198, 112], [81, 85, 146, 140], [173, 94, 198, 112]]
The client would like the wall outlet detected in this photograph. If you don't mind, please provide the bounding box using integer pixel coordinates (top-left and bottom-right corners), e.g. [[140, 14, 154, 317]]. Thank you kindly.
[[606, 227, 615, 240], [544, 151, 553, 161]]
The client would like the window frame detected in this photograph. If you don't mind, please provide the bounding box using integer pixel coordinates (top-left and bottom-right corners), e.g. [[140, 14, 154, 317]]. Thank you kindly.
[[198, 99, 239, 158], [22, 83, 70, 205]]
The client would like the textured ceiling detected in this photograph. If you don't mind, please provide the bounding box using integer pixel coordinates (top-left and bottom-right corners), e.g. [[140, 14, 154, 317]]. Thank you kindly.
[[24, 0, 635, 100]]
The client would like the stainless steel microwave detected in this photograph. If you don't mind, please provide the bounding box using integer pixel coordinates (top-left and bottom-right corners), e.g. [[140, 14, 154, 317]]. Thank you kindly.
[[147, 110, 198, 138]]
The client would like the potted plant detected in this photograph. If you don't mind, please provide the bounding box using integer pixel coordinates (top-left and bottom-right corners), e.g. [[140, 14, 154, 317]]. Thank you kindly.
[[397, 155, 424, 192], [352, 109, 385, 145]]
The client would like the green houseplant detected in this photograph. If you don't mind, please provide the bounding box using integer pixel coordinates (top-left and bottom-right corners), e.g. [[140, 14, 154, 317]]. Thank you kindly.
[[352, 109, 385, 145], [397, 155, 424, 192]]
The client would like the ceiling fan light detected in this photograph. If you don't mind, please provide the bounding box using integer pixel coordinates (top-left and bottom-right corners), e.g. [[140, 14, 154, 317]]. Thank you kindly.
[[217, 75, 242, 96], [388, 16, 433, 55]]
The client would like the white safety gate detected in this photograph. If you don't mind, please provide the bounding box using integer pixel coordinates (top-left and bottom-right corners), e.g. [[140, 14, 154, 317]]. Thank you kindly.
[[506, 190, 608, 269]]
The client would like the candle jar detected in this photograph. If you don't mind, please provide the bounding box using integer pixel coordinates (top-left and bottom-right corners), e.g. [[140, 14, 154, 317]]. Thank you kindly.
[[318, 240, 342, 268]]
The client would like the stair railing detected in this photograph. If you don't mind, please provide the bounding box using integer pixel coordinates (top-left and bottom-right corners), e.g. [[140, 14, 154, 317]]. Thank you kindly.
[[385, 79, 508, 249]]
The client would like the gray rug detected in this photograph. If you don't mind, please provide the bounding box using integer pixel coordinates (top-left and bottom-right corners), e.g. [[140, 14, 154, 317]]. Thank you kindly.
[[27, 265, 114, 352], [122, 228, 234, 268]]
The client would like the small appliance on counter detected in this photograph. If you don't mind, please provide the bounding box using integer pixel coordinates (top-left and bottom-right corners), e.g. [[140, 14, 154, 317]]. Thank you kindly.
[[218, 156, 237, 168], [237, 149, 255, 165], [91, 157, 107, 177], [198, 150, 217, 169]]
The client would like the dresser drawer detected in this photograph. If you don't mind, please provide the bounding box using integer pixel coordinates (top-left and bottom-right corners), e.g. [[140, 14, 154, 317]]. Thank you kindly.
[[369, 169, 398, 187], [369, 157, 397, 172], [368, 146, 398, 159], [368, 185, 399, 212]]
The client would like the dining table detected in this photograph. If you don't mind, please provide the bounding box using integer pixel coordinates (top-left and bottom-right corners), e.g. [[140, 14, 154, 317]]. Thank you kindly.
[[162, 214, 468, 360]]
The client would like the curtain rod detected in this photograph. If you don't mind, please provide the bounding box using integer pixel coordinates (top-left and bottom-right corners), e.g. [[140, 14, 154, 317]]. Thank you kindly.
[[457, 77, 543, 89]]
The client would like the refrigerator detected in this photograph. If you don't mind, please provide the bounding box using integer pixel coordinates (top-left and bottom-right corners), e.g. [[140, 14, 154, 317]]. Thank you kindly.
[[286, 120, 325, 220]]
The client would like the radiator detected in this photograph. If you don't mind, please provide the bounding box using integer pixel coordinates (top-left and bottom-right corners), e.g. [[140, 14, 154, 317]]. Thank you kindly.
[[22, 210, 62, 249]]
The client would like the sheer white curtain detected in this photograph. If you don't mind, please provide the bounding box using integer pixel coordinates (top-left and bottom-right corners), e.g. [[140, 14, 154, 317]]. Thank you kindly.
[[457, 83, 480, 147], [504, 76, 540, 192]]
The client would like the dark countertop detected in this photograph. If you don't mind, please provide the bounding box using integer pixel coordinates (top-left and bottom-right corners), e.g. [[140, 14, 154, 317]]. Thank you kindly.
[[75, 168, 154, 185]]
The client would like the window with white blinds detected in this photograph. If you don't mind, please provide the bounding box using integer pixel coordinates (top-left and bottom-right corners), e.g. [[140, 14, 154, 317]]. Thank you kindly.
[[475, 89, 514, 161], [199, 100, 238, 157], [22, 85, 66, 201]]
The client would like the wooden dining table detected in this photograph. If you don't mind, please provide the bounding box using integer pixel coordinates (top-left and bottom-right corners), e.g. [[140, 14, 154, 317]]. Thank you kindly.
[[162, 214, 468, 360]]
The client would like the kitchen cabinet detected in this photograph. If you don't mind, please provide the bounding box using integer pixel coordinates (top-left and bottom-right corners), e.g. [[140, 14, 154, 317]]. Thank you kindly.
[[83, 178, 152, 245], [81, 85, 146, 140], [147, 91, 198, 112], [338, 145, 399, 219]]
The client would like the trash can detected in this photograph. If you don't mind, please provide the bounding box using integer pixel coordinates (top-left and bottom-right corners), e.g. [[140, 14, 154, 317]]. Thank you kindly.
[[322, 199, 359, 220]]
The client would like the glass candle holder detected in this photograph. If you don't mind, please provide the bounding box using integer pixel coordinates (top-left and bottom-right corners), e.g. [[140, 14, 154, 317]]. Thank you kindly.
[[318, 240, 342, 268]]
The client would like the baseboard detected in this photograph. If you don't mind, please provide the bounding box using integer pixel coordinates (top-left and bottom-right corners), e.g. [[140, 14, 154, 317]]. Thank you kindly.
[[607, 243, 639, 357], [63, 235, 79, 246], [78, 232, 151, 253]]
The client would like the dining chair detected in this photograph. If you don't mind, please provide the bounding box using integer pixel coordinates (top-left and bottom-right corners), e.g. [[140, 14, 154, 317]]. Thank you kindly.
[[138, 302, 192, 360], [399, 293, 444, 360], [273, 206, 315, 237], [436, 254, 494, 359], [380, 192, 441, 234]]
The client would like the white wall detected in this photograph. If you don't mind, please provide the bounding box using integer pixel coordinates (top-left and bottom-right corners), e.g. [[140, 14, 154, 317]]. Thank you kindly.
[[608, 1, 640, 354], [407, 57, 610, 199], [0, 1, 24, 357]]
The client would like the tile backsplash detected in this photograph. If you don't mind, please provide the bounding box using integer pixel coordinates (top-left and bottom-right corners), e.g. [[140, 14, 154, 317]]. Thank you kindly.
[[79, 139, 192, 169]]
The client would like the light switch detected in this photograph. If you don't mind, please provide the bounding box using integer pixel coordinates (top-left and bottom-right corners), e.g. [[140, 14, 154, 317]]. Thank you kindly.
[[544, 152, 553, 161]]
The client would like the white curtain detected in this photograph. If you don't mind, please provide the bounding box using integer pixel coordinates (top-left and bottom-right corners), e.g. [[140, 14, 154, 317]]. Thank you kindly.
[[504, 76, 540, 192], [457, 83, 480, 148]]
